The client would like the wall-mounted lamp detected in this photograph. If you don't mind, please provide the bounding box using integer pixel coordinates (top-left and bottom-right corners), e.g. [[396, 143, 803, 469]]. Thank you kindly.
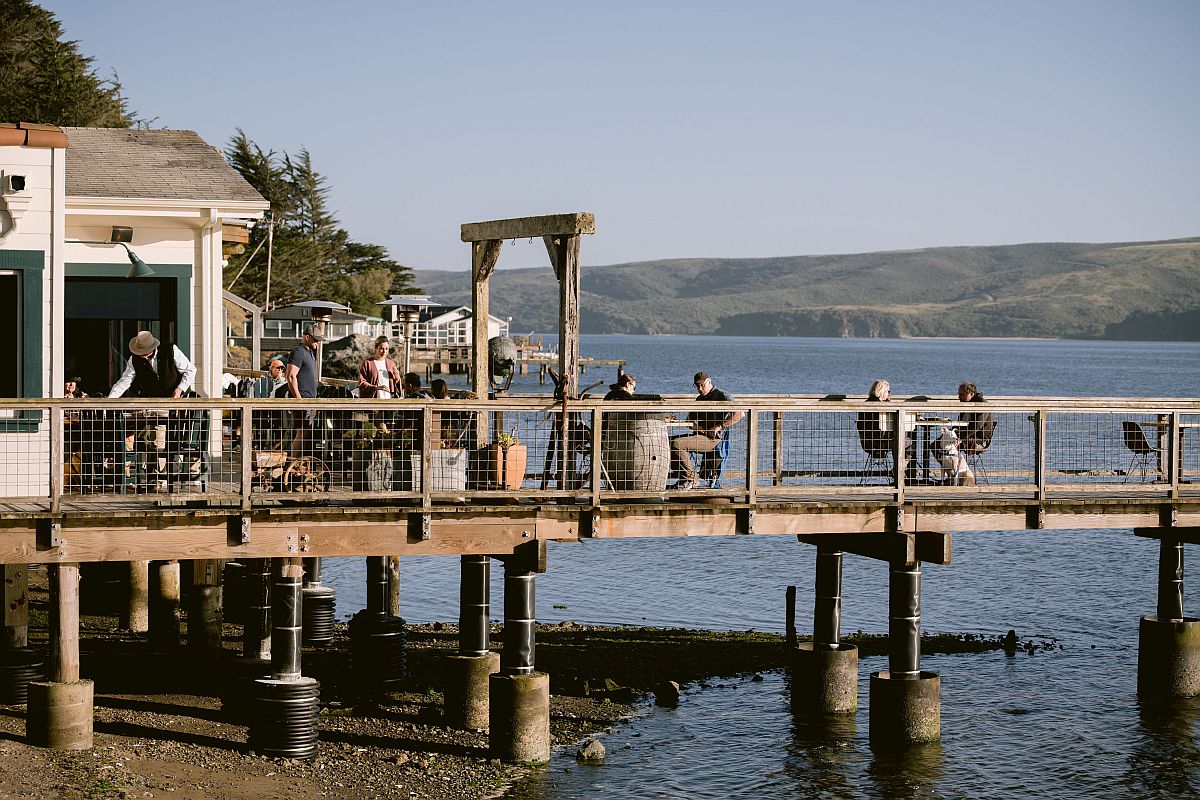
[[69, 227, 155, 279]]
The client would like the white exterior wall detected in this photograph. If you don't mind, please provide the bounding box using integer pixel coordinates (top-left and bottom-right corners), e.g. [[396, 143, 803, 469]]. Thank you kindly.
[[0, 144, 59, 498]]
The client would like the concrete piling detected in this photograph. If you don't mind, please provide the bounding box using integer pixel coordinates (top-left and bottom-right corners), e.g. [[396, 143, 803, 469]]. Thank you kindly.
[[869, 560, 940, 747], [446, 555, 499, 729], [1138, 538, 1200, 696], [792, 548, 858, 713], [489, 558, 549, 763]]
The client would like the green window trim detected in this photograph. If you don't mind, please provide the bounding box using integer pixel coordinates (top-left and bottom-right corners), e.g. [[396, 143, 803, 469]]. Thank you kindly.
[[0, 250, 44, 431], [66, 263, 192, 353]]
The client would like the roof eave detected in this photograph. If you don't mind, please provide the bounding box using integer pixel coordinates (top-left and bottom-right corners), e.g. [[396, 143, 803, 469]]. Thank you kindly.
[[65, 195, 269, 218]]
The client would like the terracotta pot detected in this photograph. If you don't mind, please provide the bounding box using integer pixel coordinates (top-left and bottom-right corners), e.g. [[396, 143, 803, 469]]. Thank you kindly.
[[487, 444, 527, 489]]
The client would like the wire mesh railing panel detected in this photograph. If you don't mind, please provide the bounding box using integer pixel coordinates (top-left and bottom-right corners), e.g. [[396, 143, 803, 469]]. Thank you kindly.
[[471, 409, 558, 492], [61, 405, 222, 497], [1046, 411, 1173, 487], [0, 405, 49, 501], [1183, 414, 1200, 487], [955, 410, 1033, 487], [764, 410, 868, 488]]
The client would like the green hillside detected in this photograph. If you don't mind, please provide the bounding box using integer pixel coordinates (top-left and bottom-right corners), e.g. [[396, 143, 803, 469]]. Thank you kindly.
[[415, 237, 1200, 339]]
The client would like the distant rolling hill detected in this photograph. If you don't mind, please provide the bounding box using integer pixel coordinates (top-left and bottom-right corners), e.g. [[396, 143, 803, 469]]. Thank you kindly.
[[415, 237, 1200, 339]]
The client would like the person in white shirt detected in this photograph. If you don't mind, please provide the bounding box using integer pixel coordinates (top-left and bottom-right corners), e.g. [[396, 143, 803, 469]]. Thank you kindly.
[[357, 336, 401, 399], [108, 331, 196, 399], [107, 330, 197, 491]]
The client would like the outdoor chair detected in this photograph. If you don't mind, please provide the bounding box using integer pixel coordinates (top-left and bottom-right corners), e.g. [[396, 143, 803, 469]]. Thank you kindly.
[[962, 416, 998, 484], [855, 412, 895, 485], [1121, 420, 1161, 483], [697, 434, 732, 488]]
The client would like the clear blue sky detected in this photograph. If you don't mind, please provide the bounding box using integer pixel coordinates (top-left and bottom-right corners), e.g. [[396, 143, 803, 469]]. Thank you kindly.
[[44, 0, 1200, 271]]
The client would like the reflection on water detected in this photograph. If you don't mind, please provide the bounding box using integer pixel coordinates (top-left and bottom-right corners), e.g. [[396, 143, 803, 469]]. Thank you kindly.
[[867, 743, 947, 800], [1124, 697, 1200, 797]]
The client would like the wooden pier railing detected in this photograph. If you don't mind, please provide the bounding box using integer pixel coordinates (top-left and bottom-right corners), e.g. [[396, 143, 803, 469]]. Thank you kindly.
[[0, 395, 1197, 563]]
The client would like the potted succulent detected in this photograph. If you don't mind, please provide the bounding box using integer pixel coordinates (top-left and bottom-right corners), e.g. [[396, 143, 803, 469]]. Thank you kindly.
[[488, 429, 527, 490]]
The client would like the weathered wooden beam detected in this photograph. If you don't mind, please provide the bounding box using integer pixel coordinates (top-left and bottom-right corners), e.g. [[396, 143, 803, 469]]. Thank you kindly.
[[797, 532, 951, 566], [1135, 527, 1200, 545], [461, 212, 595, 243], [471, 238, 503, 400], [3, 564, 29, 648], [49, 563, 80, 682]]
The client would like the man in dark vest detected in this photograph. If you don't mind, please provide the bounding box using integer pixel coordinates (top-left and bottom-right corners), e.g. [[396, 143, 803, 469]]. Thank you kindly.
[[109, 331, 198, 490]]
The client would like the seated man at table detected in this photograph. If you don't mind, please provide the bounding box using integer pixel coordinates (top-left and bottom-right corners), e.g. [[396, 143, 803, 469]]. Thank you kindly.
[[957, 381, 995, 455], [670, 372, 743, 490]]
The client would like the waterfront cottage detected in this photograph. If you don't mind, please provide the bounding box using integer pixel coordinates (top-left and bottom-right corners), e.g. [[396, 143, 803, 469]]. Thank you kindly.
[[0, 122, 268, 495]]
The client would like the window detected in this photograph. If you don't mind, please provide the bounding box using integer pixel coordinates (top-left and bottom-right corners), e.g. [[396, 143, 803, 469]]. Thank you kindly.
[[265, 319, 294, 337]]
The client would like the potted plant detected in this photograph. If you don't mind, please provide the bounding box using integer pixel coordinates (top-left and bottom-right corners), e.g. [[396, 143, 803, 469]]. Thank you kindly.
[[487, 429, 527, 490], [342, 416, 395, 492]]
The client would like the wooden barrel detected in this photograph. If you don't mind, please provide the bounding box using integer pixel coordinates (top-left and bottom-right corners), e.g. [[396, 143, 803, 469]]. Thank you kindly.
[[602, 414, 669, 491]]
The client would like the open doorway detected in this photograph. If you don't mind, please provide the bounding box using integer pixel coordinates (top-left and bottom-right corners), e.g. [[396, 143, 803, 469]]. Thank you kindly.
[[64, 278, 177, 396]]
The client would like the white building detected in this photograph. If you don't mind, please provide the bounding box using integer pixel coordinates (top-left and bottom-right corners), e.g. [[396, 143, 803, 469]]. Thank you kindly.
[[407, 305, 510, 348], [0, 123, 269, 402]]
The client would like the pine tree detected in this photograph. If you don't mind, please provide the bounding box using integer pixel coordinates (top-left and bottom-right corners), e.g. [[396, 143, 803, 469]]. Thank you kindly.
[[223, 131, 420, 314], [0, 0, 140, 127]]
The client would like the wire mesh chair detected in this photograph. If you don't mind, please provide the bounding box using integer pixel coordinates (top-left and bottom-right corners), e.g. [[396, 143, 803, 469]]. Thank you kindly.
[[1121, 420, 1161, 483], [855, 412, 894, 485], [962, 416, 998, 484]]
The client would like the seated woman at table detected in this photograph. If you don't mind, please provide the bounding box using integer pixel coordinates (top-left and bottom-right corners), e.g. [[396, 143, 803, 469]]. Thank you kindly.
[[857, 380, 914, 476]]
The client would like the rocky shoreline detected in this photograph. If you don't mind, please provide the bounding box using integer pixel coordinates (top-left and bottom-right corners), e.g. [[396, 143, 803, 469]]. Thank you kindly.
[[0, 580, 1051, 799]]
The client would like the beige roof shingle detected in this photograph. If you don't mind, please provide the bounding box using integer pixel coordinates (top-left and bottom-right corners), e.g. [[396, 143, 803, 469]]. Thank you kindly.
[[62, 127, 266, 204]]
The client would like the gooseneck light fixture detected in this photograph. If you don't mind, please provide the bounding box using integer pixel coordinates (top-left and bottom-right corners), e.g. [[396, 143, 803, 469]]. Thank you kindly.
[[68, 226, 156, 279]]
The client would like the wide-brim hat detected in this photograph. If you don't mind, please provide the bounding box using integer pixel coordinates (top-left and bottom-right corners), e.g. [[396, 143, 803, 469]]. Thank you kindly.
[[129, 331, 160, 356]]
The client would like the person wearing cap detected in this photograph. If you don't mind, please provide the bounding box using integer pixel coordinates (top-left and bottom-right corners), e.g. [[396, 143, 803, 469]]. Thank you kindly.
[[107, 331, 196, 399], [265, 358, 289, 397], [285, 323, 324, 458], [107, 331, 197, 491], [670, 371, 744, 490]]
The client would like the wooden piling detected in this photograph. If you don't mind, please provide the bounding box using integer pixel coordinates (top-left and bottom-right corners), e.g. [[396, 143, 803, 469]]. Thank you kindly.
[[120, 560, 149, 633], [4, 564, 29, 649], [188, 559, 224, 655], [149, 560, 181, 651]]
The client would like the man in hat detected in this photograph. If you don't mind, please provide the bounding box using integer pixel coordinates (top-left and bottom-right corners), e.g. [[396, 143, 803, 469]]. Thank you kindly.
[[108, 331, 197, 491], [108, 331, 196, 399], [670, 371, 743, 490], [285, 323, 324, 457]]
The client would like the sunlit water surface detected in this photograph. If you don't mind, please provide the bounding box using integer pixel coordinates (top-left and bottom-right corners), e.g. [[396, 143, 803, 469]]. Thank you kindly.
[[317, 336, 1200, 799]]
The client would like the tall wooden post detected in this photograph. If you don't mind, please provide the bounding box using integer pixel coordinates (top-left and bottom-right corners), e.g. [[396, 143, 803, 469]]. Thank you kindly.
[[28, 563, 93, 750]]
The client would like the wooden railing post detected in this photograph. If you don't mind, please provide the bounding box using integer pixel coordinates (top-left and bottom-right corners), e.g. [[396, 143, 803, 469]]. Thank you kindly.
[[240, 401, 253, 511], [894, 409, 906, 504], [49, 405, 63, 515], [1168, 411, 1181, 498], [746, 408, 758, 502], [1034, 409, 1047, 499], [772, 412, 784, 486], [590, 407, 602, 507], [421, 405, 433, 507]]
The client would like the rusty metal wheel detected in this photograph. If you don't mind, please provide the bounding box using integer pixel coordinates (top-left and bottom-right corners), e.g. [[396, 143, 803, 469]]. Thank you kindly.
[[284, 456, 330, 492]]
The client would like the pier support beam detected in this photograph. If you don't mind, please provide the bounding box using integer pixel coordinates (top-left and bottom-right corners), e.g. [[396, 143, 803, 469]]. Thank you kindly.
[[27, 563, 93, 750], [792, 548, 858, 713], [349, 556, 407, 697], [148, 560, 181, 651], [120, 561, 149, 633], [869, 560, 940, 748], [1137, 536, 1200, 696], [490, 546, 549, 763], [446, 555, 499, 729], [388, 556, 401, 618]]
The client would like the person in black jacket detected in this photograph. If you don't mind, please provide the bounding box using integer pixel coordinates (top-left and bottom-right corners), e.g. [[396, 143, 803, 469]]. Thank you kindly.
[[108, 331, 198, 491]]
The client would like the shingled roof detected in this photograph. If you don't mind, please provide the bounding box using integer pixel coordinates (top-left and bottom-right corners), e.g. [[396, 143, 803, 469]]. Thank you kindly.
[[62, 127, 266, 204]]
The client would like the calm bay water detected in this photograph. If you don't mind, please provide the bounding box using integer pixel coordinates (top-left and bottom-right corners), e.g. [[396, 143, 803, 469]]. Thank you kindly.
[[321, 335, 1200, 800]]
